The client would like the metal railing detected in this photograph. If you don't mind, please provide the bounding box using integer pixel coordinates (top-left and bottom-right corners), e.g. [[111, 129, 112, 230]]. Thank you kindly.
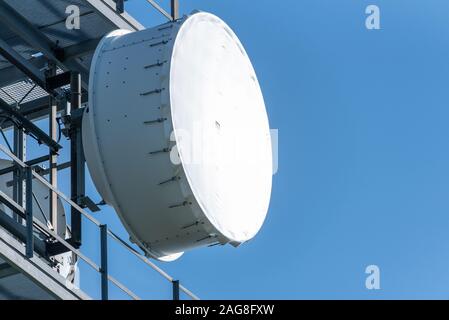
[[0, 143, 199, 300]]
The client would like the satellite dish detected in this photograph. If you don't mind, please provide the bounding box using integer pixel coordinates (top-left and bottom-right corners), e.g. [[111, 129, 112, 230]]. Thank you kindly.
[[83, 11, 272, 261]]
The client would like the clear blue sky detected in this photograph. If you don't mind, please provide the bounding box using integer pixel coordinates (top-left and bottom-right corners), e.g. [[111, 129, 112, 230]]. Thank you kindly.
[[20, 0, 449, 299]]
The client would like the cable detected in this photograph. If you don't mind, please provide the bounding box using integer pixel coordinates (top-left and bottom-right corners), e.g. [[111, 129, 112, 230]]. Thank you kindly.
[[56, 117, 62, 143]]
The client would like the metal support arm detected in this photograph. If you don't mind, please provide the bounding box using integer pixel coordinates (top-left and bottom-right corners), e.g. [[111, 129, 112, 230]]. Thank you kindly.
[[70, 72, 85, 247]]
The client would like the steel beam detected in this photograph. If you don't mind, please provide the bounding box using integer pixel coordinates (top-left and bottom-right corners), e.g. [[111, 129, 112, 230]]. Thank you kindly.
[[0, 99, 62, 153], [0, 38, 47, 90], [18, 96, 61, 118], [63, 37, 102, 61], [0, 1, 60, 62], [0, 0, 143, 89], [146, 0, 172, 21], [0, 38, 98, 89], [34, 161, 71, 177], [12, 123, 25, 224], [0, 0, 89, 90], [0, 263, 19, 279], [0, 93, 88, 131], [70, 72, 84, 247], [0, 97, 60, 131], [0, 155, 50, 177], [25, 167, 34, 258], [63, 59, 89, 89], [0, 227, 89, 300], [85, 0, 143, 31], [47, 64, 58, 235], [100, 224, 108, 300], [172, 280, 180, 300], [0, 208, 46, 258], [5, 161, 71, 188], [0, 56, 46, 88]]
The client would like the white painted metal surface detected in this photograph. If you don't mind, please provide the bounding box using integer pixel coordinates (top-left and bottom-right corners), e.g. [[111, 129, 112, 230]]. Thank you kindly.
[[83, 12, 272, 261]]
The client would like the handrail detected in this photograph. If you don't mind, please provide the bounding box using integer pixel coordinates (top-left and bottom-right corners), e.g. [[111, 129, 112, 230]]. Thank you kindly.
[[108, 274, 141, 300], [0, 143, 199, 300], [179, 284, 200, 301], [107, 229, 173, 282]]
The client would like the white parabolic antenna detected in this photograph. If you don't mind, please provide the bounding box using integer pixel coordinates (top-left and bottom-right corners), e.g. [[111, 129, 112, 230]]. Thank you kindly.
[[83, 11, 272, 261]]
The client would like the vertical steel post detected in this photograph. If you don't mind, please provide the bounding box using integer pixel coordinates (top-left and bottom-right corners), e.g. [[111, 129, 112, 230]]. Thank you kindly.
[[172, 280, 180, 300], [48, 63, 58, 234], [171, 0, 179, 20], [70, 71, 84, 247], [100, 224, 108, 300], [13, 125, 25, 223], [25, 166, 33, 258]]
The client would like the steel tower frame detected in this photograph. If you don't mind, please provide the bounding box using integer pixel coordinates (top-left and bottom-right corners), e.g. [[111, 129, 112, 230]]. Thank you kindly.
[[0, 0, 195, 300]]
